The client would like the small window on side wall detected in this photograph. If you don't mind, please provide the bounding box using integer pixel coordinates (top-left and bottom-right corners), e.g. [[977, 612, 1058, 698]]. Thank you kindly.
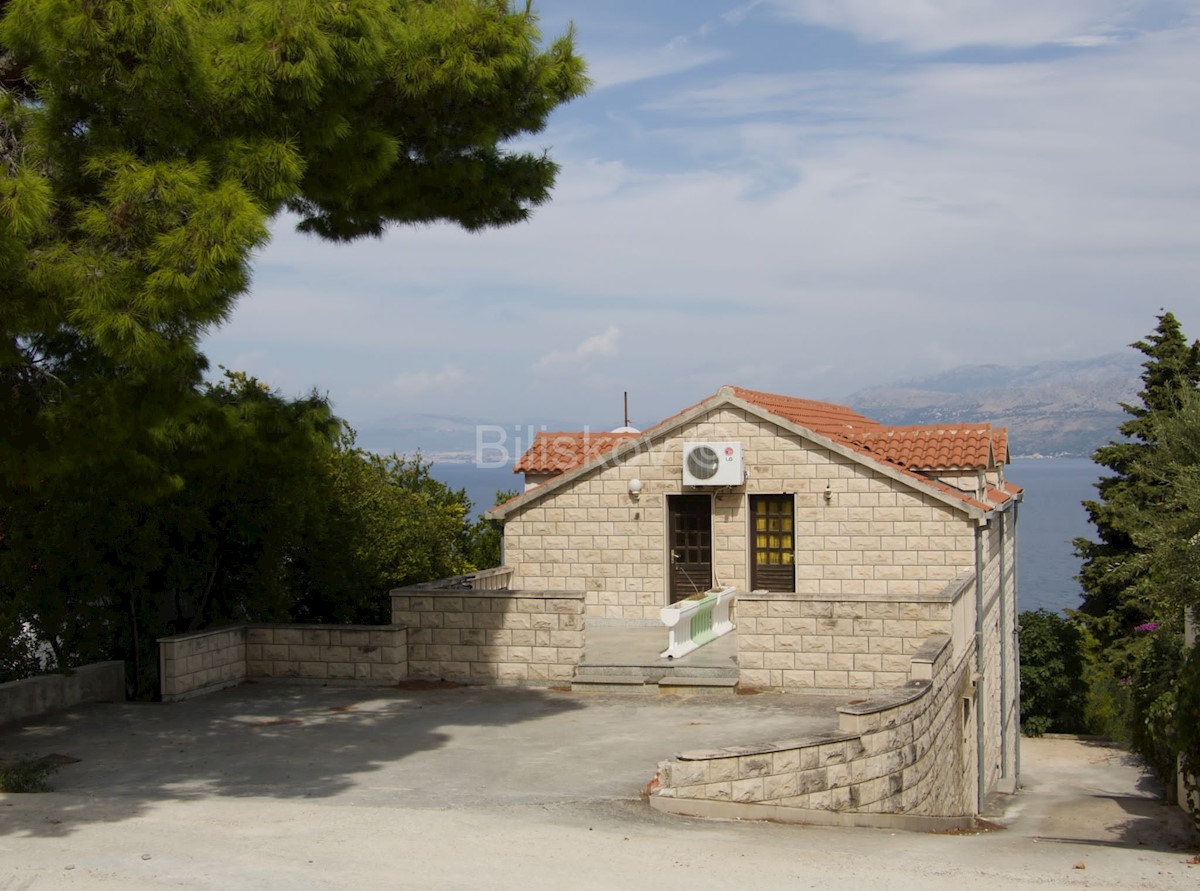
[[750, 494, 795, 592]]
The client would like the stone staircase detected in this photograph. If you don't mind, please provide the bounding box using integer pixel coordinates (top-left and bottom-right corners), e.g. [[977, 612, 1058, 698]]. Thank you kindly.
[[570, 622, 739, 694]]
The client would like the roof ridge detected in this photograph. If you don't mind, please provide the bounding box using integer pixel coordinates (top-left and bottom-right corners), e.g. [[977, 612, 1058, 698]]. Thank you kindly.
[[504, 384, 1008, 515]]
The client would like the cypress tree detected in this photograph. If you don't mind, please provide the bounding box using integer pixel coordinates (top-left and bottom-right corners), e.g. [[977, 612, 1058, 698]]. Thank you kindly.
[[1075, 312, 1200, 647]]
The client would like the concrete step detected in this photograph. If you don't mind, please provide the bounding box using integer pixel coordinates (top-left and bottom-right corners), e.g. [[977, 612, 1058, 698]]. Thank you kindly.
[[570, 675, 656, 693], [656, 676, 739, 695], [572, 663, 740, 694], [573, 672, 734, 682], [575, 663, 738, 679]]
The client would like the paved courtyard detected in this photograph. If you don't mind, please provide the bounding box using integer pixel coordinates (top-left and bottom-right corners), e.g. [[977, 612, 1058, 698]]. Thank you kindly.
[[0, 683, 1195, 889]]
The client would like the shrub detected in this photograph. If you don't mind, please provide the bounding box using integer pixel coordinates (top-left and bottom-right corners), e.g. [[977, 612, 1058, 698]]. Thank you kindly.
[[1128, 624, 1185, 791], [1019, 609, 1089, 735], [0, 755, 59, 793]]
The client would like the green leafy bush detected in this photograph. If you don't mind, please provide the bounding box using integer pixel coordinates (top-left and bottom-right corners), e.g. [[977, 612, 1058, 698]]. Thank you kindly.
[[1019, 609, 1088, 735], [1128, 623, 1185, 791]]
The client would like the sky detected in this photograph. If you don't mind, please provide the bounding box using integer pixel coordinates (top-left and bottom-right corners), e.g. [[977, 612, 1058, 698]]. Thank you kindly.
[[200, 0, 1200, 435]]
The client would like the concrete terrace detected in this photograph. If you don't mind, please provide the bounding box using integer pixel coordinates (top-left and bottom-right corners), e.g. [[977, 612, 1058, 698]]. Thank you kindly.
[[0, 686, 1194, 890]]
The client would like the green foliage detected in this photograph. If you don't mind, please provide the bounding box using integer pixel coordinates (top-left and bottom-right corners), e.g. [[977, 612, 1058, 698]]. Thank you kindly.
[[1175, 642, 1200, 828], [1075, 312, 1200, 648], [0, 369, 341, 695], [1073, 311, 1200, 812], [0, 618, 41, 684], [287, 436, 480, 625], [0, 2, 584, 696], [1127, 624, 1185, 787], [1081, 645, 1133, 742], [1018, 609, 1089, 736], [0, 754, 59, 792], [1, 0, 586, 505], [465, 488, 518, 571], [0, 374, 499, 696]]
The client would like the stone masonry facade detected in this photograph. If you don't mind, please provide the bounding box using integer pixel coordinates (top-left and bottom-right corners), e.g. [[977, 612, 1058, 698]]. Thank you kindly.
[[502, 407, 981, 622], [734, 582, 973, 694], [389, 590, 586, 685]]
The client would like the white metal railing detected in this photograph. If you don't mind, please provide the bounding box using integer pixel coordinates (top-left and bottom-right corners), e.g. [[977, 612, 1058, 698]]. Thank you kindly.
[[468, 566, 514, 591], [659, 585, 736, 659]]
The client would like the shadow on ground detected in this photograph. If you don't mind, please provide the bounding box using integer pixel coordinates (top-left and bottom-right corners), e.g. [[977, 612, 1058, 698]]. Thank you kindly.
[[1011, 737, 1197, 854], [0, 682, 586, 839]]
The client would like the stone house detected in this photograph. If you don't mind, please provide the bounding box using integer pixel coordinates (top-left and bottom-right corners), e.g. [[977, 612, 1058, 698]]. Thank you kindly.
[[484, 384, 1022, 818], [159, 383, 1024, 825]]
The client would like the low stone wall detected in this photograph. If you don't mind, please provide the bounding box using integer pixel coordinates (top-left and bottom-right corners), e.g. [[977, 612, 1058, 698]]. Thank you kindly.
[[159, 626, 247, 701], [245, 625, 406, 685], [652, 634, 976, 830], [159, 624, 407, 702], [0, 661, 125, 727], [391, 589, 586, 685], [736, 579, 970, 693]]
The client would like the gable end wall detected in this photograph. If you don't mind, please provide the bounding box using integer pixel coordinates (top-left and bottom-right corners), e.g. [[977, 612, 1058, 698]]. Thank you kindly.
[[504, 407, 979, 621]]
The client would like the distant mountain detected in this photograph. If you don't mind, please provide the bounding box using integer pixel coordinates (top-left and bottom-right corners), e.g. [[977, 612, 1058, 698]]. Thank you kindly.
[[844, 354, 1142, 457], [361, 354, 1143, 463]]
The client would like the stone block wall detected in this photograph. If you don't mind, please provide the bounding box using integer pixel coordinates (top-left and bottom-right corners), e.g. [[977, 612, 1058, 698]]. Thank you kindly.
[[652, 635, 976, 830], [245, 626, 406, 684], [0, 661, 125, 728], [391, 590, 586, 685], [159, 624, 407, 702], [502, 406, 981, 621], [735, 579, 971, 694], [159, 626, 247, 701]]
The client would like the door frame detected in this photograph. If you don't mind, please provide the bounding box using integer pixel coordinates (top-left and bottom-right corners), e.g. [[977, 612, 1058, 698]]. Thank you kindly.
[[667, 493, 713, 602]]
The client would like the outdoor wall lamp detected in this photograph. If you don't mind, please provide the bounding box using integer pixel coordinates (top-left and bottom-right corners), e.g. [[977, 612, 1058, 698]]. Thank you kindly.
[[628, 478, 643, 502], [824, 481, 833, 504]]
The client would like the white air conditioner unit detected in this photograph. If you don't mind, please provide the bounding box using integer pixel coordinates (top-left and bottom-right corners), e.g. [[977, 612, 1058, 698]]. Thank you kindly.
[[683, 442, 745, 486]]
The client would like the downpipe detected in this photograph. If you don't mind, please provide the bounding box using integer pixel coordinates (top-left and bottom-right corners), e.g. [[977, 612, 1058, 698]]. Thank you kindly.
[[975, 523, 986, 814]]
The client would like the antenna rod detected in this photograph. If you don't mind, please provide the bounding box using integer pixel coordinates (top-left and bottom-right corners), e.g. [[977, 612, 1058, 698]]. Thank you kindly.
[[624, 391, 630, 428]]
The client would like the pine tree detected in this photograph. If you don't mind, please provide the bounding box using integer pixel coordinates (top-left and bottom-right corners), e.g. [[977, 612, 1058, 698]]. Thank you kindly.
[[0, 0, 587, 489], [0, 2, 587, 691]]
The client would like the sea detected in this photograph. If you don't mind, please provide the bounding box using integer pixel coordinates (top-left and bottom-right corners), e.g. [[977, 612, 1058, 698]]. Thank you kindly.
[[430, 456, 1099, 618]]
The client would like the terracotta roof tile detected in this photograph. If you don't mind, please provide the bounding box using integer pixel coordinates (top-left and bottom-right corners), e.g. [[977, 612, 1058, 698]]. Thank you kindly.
[[992, 429, 1010, 463], [985, 487, 1012, 506], [730, 387, 885, 437], [513, 431, 639, 474], [847, 425, 997, 471]]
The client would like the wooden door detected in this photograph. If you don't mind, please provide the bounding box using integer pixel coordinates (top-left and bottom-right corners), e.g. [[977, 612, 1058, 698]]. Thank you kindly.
[[669, 494, 712, 601], [750, 495, 795, 592]]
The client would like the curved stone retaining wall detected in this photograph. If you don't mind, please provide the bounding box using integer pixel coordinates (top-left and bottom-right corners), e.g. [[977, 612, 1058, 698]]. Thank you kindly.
[[651, 634, 976, 830]]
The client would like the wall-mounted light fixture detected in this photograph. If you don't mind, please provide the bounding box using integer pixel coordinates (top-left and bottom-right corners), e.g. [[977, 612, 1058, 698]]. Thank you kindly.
[[628, 478, 643, 502], [824, 481, 833, 504]]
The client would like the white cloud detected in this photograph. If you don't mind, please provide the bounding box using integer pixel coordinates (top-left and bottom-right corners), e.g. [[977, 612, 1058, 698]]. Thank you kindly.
[[586, 40, 725, 89], [763, 0, 1154, 52], [203, 13, 1200, 428], [535, 326, 621, 370]]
